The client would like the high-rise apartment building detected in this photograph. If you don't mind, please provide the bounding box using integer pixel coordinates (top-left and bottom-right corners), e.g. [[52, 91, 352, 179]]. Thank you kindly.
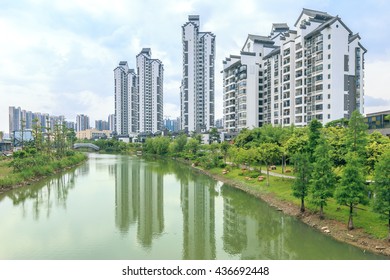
[[9, 106, 22, 135], [136, 48, 164, 133], [222, 9, 366, 131], [76, 114, 90, 132], [108, 114, 115, 132], [114, 49, 163, 136], [181, 15, 216, 133], [114, 61, 138, 136], [95, 120, 109, 131]]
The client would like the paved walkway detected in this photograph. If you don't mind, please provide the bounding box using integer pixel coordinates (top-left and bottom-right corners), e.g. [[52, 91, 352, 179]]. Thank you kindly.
[[227, 162, 296, 179]]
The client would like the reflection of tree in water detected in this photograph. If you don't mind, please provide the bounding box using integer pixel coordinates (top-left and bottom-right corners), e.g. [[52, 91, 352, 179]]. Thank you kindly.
[[221, 185, 296, 259], [0, 169, 77, 221]]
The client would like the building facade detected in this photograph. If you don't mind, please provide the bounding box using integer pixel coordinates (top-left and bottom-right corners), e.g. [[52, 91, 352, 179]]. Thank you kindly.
[[114, 61, 138, 136], [137, 48, 164, 133], [114, 49, 163, 136], [76, 114, 90, 132], [181, 15, 216, 133], [222, 8, 366, 131]]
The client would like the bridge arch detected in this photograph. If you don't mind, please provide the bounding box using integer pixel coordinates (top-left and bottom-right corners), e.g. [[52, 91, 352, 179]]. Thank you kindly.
[[73, 143, 100, 151]]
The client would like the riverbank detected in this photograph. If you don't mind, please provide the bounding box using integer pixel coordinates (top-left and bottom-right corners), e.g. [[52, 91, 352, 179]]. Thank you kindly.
[[0, 152, 87, 195], [187, 162, 390, 258]]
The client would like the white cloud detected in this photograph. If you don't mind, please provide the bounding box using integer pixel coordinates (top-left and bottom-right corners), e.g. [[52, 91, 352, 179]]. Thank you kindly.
[[1, 0, 390, 133]]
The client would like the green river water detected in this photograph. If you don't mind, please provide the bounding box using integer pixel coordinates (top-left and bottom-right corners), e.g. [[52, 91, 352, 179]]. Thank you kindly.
[[0, 153, 387, 260]]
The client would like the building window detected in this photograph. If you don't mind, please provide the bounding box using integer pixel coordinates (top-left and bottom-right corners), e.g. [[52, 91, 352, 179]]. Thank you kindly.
[[328, 44, 331, 49], [328, 54, 331, 59], [328, 114, 331, 119], [328, 74, 331, 79], [328, 34, 331, 39], [328, 94, 331, 99], [328, 64, 331, 69], [328, 104, 331, 109], [328, 84, 331, 90]]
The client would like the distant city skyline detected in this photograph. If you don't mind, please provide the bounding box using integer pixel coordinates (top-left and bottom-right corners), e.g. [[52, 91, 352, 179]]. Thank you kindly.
[[1, 0, 390, 132]]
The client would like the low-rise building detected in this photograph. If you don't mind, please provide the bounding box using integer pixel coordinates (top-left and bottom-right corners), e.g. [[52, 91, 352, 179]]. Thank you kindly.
[[76, 129, 111, 140]]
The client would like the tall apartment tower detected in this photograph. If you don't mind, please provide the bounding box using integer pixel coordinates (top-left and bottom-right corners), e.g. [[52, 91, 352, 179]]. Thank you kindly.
[[136, 48, 164, 133], [114, 61, 138, 136], [108, 114, 115, 131], [76, 114, 90, 132], [181, 15, 216, 133], [222, 8, 366, 131], [9, 106, 22, 135]]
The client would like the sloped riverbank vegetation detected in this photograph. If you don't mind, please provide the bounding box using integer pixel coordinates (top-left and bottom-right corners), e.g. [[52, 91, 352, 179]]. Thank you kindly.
[[0, 121, 87, 192]]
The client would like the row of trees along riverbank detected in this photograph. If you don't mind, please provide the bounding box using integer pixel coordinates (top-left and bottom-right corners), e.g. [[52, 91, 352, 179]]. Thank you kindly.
[[0, 121, 87, 189], [139, 111, 390, 242]]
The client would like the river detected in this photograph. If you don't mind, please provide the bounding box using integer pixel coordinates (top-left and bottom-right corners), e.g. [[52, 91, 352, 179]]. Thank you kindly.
[[0, 153, 386, 259]]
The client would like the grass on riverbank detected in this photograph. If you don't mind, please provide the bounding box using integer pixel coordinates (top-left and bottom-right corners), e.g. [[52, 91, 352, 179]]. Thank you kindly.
[[0, 152, 87, 189], [208, 165, 387, 239]]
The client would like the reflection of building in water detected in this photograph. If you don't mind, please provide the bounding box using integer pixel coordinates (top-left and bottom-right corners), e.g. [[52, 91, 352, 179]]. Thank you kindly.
[[181, 179, 216, 259], [114, 159, 164, 247], [115, 159, 140, 233], [223, 196, 247, 255], [137, 165, 164, 247], [223, 190, 293, 259]]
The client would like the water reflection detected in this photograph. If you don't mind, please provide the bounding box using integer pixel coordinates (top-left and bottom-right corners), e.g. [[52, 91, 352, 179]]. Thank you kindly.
[[181, 173, 217, 259], [114, 158, 164, 248], [0, 154, 386, 260], [0, 170, 77, 220]]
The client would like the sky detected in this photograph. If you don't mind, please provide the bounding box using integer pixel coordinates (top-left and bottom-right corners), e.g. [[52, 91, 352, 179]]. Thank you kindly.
[[1, 0, 390, 133]]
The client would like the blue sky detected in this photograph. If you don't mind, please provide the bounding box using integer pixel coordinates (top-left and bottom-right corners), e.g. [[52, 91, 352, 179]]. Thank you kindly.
[[1, 0, 390, 132]]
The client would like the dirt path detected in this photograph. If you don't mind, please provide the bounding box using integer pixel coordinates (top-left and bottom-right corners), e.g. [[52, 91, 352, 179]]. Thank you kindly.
[[194, 167, 390, 258]]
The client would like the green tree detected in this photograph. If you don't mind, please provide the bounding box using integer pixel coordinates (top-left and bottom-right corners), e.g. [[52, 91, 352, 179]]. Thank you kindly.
[[307, 119, 323, 162], [185, 138, 200, 155], [335, 152, 368, 230], [309, 136, 336, 219], [285, 128, 308, 158], [346, 110, 368, 158], [324, 126, 347, 167], [292, 152, 311, 213], [220, 141, 230, 163], [175, 134, 188, 153], [258, 143, 282, 186], [209, 127, 220, 143], [366, 131, 390, 174], [372, 150, 390, 241], [0, 131, 3, 141]]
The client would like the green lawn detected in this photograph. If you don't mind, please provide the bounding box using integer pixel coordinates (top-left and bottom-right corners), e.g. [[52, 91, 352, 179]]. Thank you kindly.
[[210, 165, 387, 239], [0, 159, 12, 178]]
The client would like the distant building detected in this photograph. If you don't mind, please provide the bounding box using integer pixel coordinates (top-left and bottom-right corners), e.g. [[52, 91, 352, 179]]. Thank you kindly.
[[108, 114, 115, 131], [164, 118, 180, 132], [9, 106, 22, 135], [76, 114, 90, 132], [95, 120, 109, 131], [215, 118, 224, 129], [181, 15, 215, 133], [76, 129, 111, 140], [365, 110, 390, 136]]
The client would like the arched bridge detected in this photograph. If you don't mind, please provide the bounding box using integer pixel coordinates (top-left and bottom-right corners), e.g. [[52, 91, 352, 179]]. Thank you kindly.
[[73, 143, 100, 151]]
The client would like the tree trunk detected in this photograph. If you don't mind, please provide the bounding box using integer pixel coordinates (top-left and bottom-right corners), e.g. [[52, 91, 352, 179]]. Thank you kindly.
[[348, 203, 354, 230], [388, 210, 390, 242], [300, 197, 305, 213], [266, 168, 270, 186], [319, 205, 324, 220], [282, 155, 285, 174]]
